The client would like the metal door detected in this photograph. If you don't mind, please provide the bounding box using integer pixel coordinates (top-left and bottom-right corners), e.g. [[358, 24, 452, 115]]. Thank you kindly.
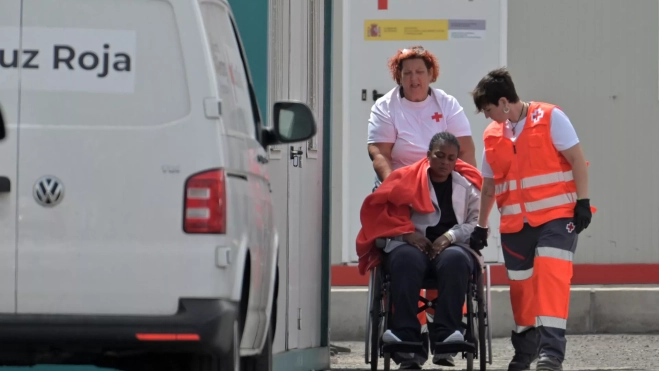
[[0, 0, 20, 314], [342, 0, 507, 263], [269, 0, 325, 352], [268, 0, 298, 352]]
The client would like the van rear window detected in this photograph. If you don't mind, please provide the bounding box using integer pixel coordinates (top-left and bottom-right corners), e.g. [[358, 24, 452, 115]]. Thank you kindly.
[[17, 0, 190, 127]]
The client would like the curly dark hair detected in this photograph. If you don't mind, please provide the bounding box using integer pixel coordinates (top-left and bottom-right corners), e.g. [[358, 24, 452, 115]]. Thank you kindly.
[[387, 45, 440, 85], [429, 131, 460, 153]]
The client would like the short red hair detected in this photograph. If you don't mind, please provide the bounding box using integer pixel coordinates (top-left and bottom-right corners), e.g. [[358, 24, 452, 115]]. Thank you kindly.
[[387, 45, 440, 85]]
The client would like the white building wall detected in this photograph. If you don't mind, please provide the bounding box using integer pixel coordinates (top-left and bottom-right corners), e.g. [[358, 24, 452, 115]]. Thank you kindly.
[[507, 0, 659, 264], [331, 0, 659, 266]]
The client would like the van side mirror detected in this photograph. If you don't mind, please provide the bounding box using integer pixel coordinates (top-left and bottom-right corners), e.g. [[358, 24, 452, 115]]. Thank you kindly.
[[261, 101, 317, 147], [0, 105, 6, 140]]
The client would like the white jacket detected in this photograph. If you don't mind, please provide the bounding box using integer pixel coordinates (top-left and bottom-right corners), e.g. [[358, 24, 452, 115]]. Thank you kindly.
[[384, 165, 484, 267]]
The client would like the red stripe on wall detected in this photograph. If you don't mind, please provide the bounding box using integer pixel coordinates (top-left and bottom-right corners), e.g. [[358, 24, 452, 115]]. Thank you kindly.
[[331, 264, 659, 286], [377, 0, 388, 10]]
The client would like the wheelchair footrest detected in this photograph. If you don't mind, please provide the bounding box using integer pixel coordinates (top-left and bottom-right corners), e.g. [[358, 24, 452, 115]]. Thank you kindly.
[[382, 341, 424, 354], [433, 341, 476, 354]]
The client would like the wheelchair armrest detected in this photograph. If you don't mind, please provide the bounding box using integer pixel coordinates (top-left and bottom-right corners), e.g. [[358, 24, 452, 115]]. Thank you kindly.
[[375, 238, 388, 249]]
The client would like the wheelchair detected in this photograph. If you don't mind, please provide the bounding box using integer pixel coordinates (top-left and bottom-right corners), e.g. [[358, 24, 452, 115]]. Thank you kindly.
[[364, 238, 493, 371]]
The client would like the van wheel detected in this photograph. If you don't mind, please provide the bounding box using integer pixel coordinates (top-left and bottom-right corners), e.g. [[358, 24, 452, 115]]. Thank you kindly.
[[190, 319, 240, 371], [189, 355, 217, 371], [221, 319, 241, 371], [241, 322, 273, 371], [241, 303, 275, 371]]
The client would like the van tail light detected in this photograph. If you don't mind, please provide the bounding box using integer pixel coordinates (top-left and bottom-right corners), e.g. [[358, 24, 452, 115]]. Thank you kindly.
[[184, 169, 226, 234]]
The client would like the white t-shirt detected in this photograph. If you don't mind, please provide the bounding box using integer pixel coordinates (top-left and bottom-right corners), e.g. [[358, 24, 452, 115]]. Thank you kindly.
[[367, 87, 472, 170], [480, 107, 579, 178]]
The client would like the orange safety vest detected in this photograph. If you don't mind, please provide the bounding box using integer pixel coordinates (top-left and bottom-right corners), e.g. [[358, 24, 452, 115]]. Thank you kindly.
[[483, 101, 577, 233]]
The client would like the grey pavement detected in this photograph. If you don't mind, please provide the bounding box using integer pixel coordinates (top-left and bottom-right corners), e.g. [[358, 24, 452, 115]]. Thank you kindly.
[[330, 334, 659, 370], [330, 285, 659, 341]]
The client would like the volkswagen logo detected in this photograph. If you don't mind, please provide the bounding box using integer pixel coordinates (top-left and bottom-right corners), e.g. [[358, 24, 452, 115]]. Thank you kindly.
[[33, 176, 65, 207]]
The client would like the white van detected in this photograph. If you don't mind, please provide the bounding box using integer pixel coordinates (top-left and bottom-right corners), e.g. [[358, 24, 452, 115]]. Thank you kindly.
[[0, 0, 317, 370]]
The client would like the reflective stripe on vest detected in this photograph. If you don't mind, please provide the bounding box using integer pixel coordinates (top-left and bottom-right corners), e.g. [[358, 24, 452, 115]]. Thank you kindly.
[[502, 192, 577, 215]]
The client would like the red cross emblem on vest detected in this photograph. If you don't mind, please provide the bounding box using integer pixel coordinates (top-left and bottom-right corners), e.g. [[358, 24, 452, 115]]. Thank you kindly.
[[531, 108, 544, 123], [431, 112, 443, 122]]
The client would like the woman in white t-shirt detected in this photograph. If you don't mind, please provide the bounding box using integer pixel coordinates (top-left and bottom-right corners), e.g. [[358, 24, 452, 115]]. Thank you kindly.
[[367, 45, 477, 189]]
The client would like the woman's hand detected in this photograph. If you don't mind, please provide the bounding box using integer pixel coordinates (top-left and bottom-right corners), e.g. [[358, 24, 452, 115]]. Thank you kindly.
[[429, 235, 451, 260], [402, 232, 432, 253]]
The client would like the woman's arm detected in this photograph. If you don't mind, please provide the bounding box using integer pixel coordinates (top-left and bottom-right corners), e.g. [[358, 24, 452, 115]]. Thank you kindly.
[[456, 136, 477, 168], [444, 95, 477, 167], [367, 98, 396, 181], [476, 178, 496, 227], [560, 143, 589, 199], [368, 143, 394, 181]]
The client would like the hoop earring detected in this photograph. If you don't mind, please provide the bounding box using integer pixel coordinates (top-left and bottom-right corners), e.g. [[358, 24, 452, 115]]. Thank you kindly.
[[503, 106, 510, 113]]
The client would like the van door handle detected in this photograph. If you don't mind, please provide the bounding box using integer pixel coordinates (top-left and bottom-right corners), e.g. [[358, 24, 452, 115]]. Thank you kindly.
[[290, 146, 303, 168], [257, 154, 269, 164], [0, 177, 10, 193]]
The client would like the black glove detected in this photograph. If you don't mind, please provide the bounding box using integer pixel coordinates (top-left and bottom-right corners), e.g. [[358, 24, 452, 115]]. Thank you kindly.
[[573, 198, 592, 234], [469, 226, 489, 251]]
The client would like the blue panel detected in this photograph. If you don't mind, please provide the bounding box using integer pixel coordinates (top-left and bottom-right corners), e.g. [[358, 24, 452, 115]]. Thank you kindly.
[[273, 347, 330, 371], [228, 0, 269, 125]]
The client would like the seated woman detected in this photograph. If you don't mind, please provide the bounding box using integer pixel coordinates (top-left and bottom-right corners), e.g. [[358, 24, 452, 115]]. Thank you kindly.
[[359, 132, 482, 369]]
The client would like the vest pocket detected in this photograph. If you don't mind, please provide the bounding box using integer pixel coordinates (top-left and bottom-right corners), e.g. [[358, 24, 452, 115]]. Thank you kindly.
[[528, 133, 544, 147], [485, 147, 507, 178], [528, 133, 548, 169]]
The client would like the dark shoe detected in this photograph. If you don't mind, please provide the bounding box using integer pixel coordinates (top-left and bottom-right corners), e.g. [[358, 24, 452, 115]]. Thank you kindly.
[[399, 360, 422, 369], [508, 353, 536, 371], [508, 329, 539, 370], [433, 354, 455, 367], [536, 355, 562, 371]]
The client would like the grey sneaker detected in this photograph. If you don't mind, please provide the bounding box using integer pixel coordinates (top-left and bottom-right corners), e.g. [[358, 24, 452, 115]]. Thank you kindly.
[[536, 355, 562, 371]]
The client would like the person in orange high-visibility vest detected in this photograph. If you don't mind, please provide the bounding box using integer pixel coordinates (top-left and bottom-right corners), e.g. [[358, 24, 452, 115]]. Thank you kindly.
[[468, 68, 593, 371]]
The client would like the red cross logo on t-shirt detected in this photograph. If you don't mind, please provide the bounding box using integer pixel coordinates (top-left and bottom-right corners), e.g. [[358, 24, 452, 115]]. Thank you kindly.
[[431, 112, 443, 122]]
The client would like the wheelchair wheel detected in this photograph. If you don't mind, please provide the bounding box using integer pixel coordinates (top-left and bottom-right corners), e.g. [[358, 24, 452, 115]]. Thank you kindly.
[[464, 276, 477, 371], [382, 275, 392, 371], [370, 265, 383, 371], [477, 271, 487, 371]]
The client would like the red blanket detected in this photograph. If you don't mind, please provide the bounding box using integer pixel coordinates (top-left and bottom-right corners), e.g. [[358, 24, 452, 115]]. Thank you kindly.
[[355, 158, 483, 275]]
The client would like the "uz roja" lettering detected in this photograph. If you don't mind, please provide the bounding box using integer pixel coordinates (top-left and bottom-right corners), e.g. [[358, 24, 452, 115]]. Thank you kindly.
[[0, 44, 131, 78], [54, 44, 131, 78]]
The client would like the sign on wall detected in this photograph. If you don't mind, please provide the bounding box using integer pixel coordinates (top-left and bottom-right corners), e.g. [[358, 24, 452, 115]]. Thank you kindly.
[[364, 19, 487, 41]]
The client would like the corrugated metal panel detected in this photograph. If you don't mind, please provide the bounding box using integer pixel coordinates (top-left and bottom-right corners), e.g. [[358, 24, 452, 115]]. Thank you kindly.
[[508, 0, 659, 264]]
